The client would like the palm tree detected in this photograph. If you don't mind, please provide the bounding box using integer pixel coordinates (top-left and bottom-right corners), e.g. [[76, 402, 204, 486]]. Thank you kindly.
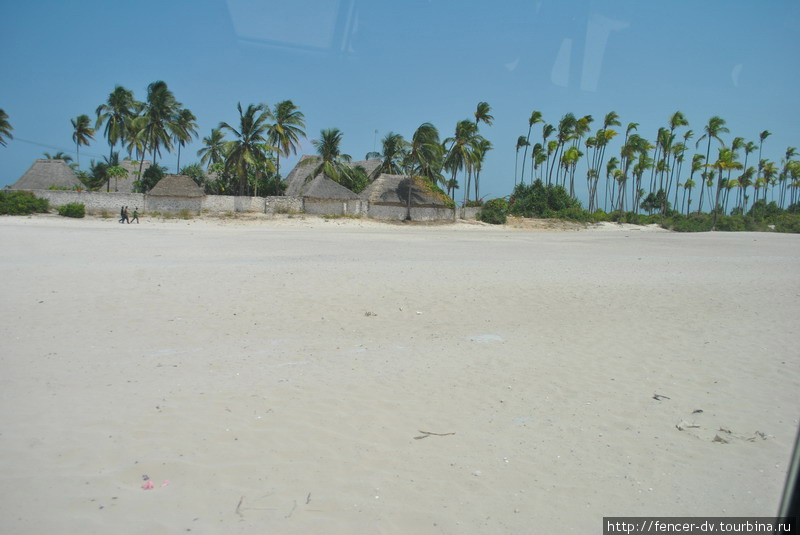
[[444, 120, 479, 201], [95, 86, 137, 164], [711, 147, 741, 228], [737, 166, 755, 212], [755, 130, 771, 202], [373, 132, 408, 177], [515, 135, 529, 186], [43, 151, 73, 162], [219, 103, 273, 195], [406, 123, 444, 186], [267, 100, 306, 180], [472, 137, 493, 201], [71, 114, 95, 167], [309, 128, 367, 193], [695, 116, 729, 212], [197, 128, 227, 169], [401, 122, 446, 218], [778, 147, 798, 207], [520, 110, 543, 185], [474, 102, 494, 128], [135, 80, 181, 181], [761, 160, 778, 203], [171, 108, 198, 173], [549, 113, 576, 186], [0, 108, 13, 146]]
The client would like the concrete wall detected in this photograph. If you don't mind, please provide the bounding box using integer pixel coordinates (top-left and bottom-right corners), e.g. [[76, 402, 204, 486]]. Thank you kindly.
[[148, 196, 203, 213], [31, 190, 145, 214], [458, 207, 482, 220], [304, 198, 365, 216], [28, 190, 305, 215], [27, 190, 463, 221], [367, 203, 456, 221], [265, 196, 303, 214]]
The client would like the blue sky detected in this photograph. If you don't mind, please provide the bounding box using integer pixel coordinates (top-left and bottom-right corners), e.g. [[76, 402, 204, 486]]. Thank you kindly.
[[1, 0, 798, 205]]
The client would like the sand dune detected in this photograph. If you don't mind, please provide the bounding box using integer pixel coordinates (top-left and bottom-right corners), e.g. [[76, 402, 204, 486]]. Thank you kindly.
[[0, 215, 798, 534]]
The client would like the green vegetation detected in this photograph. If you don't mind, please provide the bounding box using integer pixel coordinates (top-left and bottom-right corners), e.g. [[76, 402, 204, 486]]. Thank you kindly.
[[479, 198, 508, 224], [57, 202, 85, 218], [0, 190, 49, 214], [39, 80, 798, 232], [0, 108, 12, 146], [177, 209, 194, 220]]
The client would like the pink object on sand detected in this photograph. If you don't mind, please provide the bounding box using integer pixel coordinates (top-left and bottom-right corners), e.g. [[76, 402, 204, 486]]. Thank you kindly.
[[160, 480, 170, 488], [141, 480, 154, 490]]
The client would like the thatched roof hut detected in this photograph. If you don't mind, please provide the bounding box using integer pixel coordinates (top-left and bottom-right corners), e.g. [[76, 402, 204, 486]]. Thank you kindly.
[[283, 155, 381, 197], [113, 159, 151, 193], [361, 174, 451, 207], [10, 159, 81, 190], [149, 174, 205, 197], [301, 174, 360, 200]]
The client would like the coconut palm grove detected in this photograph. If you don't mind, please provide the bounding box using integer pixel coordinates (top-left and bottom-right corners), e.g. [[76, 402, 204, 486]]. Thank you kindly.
[[2, 79, 799, 231]]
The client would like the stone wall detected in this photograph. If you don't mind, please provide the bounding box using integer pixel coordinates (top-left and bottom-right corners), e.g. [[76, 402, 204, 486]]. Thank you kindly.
[[148, 196, 203, 213], [27, 190, 304, 215], [31, 190, 145, 214], [367, 203, 456, 221], [304, 198, 365, 216], [26, 190, 465, 222]]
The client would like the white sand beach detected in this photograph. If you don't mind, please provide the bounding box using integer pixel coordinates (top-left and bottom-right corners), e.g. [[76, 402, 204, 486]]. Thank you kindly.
[[1, 215, 798, 534]]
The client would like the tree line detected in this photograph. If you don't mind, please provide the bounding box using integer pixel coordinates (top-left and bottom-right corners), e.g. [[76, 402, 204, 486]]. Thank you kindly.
[[513, 111, 800, 223], [3, 86, 798, 220]]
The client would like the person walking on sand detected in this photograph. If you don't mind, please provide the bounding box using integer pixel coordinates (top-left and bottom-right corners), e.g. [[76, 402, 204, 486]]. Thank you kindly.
[[131, 207, 139, 224], [122, 206, 130, 224], [119, 205, 125, 223]]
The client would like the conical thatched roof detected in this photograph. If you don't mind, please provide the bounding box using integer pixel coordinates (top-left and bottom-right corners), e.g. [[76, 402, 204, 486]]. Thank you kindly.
[[283, 155, 321, 196], [148, 174, 205, 197], [361, 174, 450, 206], [11, 159, 81, 190], [302, 174, 360, 199], [351, 158, 381, 179]]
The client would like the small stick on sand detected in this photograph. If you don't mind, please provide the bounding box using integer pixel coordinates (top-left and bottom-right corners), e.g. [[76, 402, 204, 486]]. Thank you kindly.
[[414, 430, 456, 440], [306, 492, 311, 505], [235, 495, 244, 516]]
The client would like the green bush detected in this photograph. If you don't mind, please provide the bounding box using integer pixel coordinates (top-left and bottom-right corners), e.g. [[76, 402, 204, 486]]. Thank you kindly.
[[465, 200, 484, 208], [665, 213, 713, 232], [57, 202, 85, 218], [714, 215, 746, 232], [771, 213, 800, 233], [0, 190, 50, 215], [479, 198, 508, 224], [509, 180, 582, 217]]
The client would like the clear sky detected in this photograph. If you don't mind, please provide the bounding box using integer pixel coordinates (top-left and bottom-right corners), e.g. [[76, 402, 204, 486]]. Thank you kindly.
[[1, 0, 798, 205]]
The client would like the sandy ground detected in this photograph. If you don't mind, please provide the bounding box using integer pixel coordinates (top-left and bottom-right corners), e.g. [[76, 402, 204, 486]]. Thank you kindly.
[[0, 214, 798, 534]]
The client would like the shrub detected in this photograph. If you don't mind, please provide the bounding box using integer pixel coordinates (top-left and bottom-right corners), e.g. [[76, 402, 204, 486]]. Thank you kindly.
[[479, 198, 508, 224], [0, 190, 50, 215], [509, 180, 582, 217], [665, 213, 713, 232], [771, 213, 800, 233], [57, 202, 85, 218], [465, 200, 484, 207], [177, 209, 194, 220]]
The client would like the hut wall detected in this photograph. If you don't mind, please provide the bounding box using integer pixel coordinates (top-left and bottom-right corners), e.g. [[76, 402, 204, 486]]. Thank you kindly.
[[265, 196, 303, 214], [147, 196, 203, 213], [367, 203, 455, 221], [201, 195, 235, 212], [458, 207, 482, 220], [304, 198, 365, 216]]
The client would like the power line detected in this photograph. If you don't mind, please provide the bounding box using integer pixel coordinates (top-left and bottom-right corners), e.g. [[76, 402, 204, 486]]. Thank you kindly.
[[11, 137, 106, 159]]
